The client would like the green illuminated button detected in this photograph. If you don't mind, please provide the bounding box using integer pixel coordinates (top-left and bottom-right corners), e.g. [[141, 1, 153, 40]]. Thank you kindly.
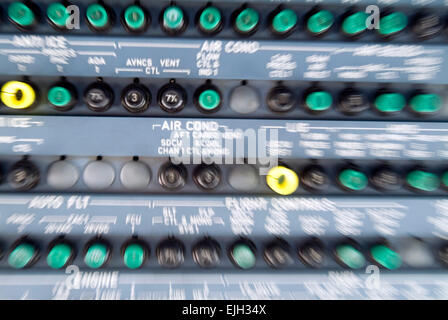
[[48, 86, 72, 108], [235, 8, 259, 34], [374, 92, 406, 113], [406, 170, 439, 192], [163, 6, 185, 31], [339, 168, 368, 191], [342, 11, 369, 36], [8, 2, 36, 27], [86, 3, 110, 29], [335, 244, 366, 269], [370, 244, 402, 270], [47, 3, 70, 28], [198, 89, 221, 111], [47, 243, 73, 269], [84, 243, 109, 269], [8, 243, 37, 269], [124, 5, 146, 31], [231, 243, 256, 269], [123, 243, 145, 269], [271, 9, 297, 34], [199, 6, 222, 33], [378, 12, 408, 36], [410, 93, 441, 114], [307, 10, 334, 35], [305, 91, 332, 112], [442, 172, 448, 189]]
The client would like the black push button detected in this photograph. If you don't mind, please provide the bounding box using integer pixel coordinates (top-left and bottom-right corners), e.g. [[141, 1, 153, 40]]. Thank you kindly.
[[84, 81, 114, 112], [156, 238, 185, 268], [158, 82, 187, 113], [263, 239, 294, 269], [267, 86, 296, 112], [192, 238, 221, 268], [337, 87, 369, 115], [8, 159, 39, 191], [301, 165, 328, 192], [370, 166, 402, 191], [121, 83, 151, 113], [158, 163, 187, 190]]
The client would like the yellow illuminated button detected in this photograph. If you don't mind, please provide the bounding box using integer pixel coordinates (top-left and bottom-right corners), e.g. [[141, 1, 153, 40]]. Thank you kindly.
[[266, 166, 299, 195], [1, 81, 36, 109]]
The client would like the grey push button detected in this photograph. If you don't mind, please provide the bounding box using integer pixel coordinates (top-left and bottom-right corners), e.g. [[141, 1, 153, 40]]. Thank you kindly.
[[47, 160, 79, 189], [400, 238, 434, 268], [229, 85, 260, 114], [120, 161, 151, 189], [83, 160, 115, 190], [228, 165, 259, 191]]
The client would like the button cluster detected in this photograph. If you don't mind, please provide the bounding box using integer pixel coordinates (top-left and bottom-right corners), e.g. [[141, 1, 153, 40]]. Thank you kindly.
[[268, 85, 442, 117], [0, 2, 445, 40], [0, 79, 443, 118], [2, 236, 445, 270], [0, 79, 226, 114], [0, 158, 225, 192], [266, 164, 448, 195], [3, 158, 448, 196]]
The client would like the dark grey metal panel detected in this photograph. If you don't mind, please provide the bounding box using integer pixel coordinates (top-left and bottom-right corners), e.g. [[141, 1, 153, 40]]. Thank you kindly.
[[0, 116, 448, 160], [0, 271, 447, 300], [0, 193, 447, 299], [1, 35, 447, 83], [0, 193, 445, 238]]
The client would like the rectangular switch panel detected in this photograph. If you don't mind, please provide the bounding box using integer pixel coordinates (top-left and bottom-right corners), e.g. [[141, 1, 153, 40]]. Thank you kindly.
[[0, 0, 447, 301]]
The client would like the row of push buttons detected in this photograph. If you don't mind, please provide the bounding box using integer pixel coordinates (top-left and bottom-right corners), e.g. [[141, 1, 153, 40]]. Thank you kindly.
[[2, 158, 448, 198], [0, 80, 443, 118], [4, 236, 447, 270], [266, 164, 448, 195], [3, 2, 444, 39]]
